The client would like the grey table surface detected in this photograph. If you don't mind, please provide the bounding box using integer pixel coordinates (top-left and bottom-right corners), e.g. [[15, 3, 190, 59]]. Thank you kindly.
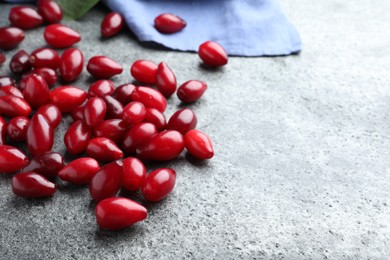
[[1, 0, 390, 259]]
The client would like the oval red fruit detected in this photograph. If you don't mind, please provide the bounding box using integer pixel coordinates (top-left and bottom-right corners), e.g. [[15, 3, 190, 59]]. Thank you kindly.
[[59, 48, 84, 82], [0, 27, 25, 50], [10, 50, 31, 75], [70, 103, 85, 121], [9, 6, 43, 30], [131, 86, 167, 112], [0, 95, 31, 117], [26, 114, 54, 156], [184, 129, 214, 159], [89, 160, 123, 202], [141, 168, 176, 202], [29, 48, 60, 69], [0, 145, 29, 173], [12, 172, 56, 198], [0, 85, 23, 99], [122, 101, 146, 126], [95, 197, 147, 230], [101, 12, 123, 38], [111, 83, 135, 105], [122, 157, 146, 191], [177, 80, 207, 103], [84, 97, 107, 128], [21, 151, 64, 179], [94, 119, 128, 144], [86, 137, 124, 162], [87, 56, 123, 79], [37, 0, 63, 24], [7, 116, 29, 142], [64, 120, 92, 154], [27, 67, 57, 86], [143, 108, 166, 132], [88, 80, 114, 98], [154, 13, 186, 34], [103, 95, 123, 119], [121, 122, 157, 154], [156, 62, 177, 97], [130, 60, 158, 84], [198, 41, 228, 67], [50, 86, 87, 113], [167, 108, 197, 134], [36, 104, 62, 128], [136, 130, 184, 161], [22, 74, 50, 109], [44, 24, 81, 48], [58, 157, 100, 185]]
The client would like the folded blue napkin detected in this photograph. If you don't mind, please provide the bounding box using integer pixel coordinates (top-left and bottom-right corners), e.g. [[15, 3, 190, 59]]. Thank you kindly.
[[103, 0, 301, 56]]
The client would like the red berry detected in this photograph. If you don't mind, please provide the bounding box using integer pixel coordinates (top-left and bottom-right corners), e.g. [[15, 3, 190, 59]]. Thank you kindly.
[[122, 157, 146, 191], [70, 103, 85, 121], [111, 83, 135, 105], [130, 60, 158, 84], [101, 12, 123, 38], [59, 48, 84, 82], [22, 74, 50, 109], [84, 97, 107, 128], [198, 41, 228, 67], [0, 116, 6, 145], [9, 6, 43, 30], [7, 116, 29, 142], [103, 95, 123, 119], [0, 145, 29, 173], [122, 101, 146, 126], [21, 151, 64, 179], [10, 50, 31, 75], [50, 86, 87, 113], [0, 85, 23, 99], [131, 86, 167, 112], [167, 108, 197, 134], [136, 130, 184, 161], [26, 114, 54, 156], [64, 120, 92, 154], [29, 48, 60, 69], [121, 122, 157, 154], [36, 104, 62, 128], [154, 13, 186, 34], [143, 108, 166, 132], [156, 62, 177, 97], [44, 24, 81, 48], [37, 0, 63, 24], [94, 119, 128, 144], [12, 172, 56, 198], [0, 27, 25, 50], [141, 168, 176, 202], [0, 95, 31, 117], [0, 52, 5, 66], [88, 80, 114, 98], [95, 197, 147, 230], [26, 67, 57, 86], [177, 80, 207, 103], [86, 137, 124, 162], [89, 160, 123, 202], [58, 157, 100, 185], [184, 130, 214, 159], [87, 56, 123, 79], [0, 77, 16, 87]]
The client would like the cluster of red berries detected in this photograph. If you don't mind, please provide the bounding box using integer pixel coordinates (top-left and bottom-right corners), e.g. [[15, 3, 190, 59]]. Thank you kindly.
[[0, 0, 227, 231]]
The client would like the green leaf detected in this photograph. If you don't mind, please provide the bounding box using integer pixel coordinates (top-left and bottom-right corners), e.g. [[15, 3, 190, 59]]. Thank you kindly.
[[57, 0, 100, 20]]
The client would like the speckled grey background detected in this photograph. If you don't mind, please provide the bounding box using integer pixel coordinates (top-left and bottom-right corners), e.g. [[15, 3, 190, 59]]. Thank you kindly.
[[1, 1, 390, 259]]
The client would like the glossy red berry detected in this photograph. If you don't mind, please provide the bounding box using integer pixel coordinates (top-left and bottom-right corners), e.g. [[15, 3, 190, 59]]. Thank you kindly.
[[154, 13, 186, 34], [198, 41, 228, 67], [50, 86, 87, 113], [29, 48, 60, 69], [0, 95, 31, 117], [0, 77, 16, 87], [27, 67, 57, 86], [156, 62, 177, 97], [36, 104, 62, 128], [59, 48, 84, 82], [9, 6, 43, 30], [58, 157, 100, 185], [103, 95, 123, 119], [12, 172, 56, 198], [10, 50, 31, 75], [122, 157, 146, 191], [84, 97, 107, 128], [143, 108, 166, 132], [37, 0, 63, 24], [0, 27, 25, 50], [70, 104, 85, 121], [87, 56, 123, 79], [64, 120, 92, 154], [184, 130, 214, 159], [86, 137, 124, 162], [130, 60, 158, 84], [111, 83, 135, 105], [89, 160, 123, 202], [21, 151, 64, 179], [122, 122, 157, 154], [88, 80, 114, 98], [131, 86, 167, 112], [141, 168, 176, 202], [101, 12, 123, 38], [0, 145, 29, 173], [26, 114, 54, 156], [136, 130, 184, 161], [0, 117, 6, 145], [0, 85, 23, 99], [122, 101, 146, 126], [95, 197, 147, 230], [0, 53, 5, 66], [94, 119, 128, 144], [44, 24, 81, 48], [22, 74, 50, 109], [177, 80, 208, 103], [7, 116, 29, 142], [167, 108, 197, 134]]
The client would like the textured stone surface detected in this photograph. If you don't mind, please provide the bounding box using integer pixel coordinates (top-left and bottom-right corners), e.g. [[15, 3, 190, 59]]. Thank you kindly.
[[1, 1, 390, 259]]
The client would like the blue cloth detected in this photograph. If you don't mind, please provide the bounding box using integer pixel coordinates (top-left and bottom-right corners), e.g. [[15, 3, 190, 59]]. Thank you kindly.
[[103, 0, 301, 56]]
